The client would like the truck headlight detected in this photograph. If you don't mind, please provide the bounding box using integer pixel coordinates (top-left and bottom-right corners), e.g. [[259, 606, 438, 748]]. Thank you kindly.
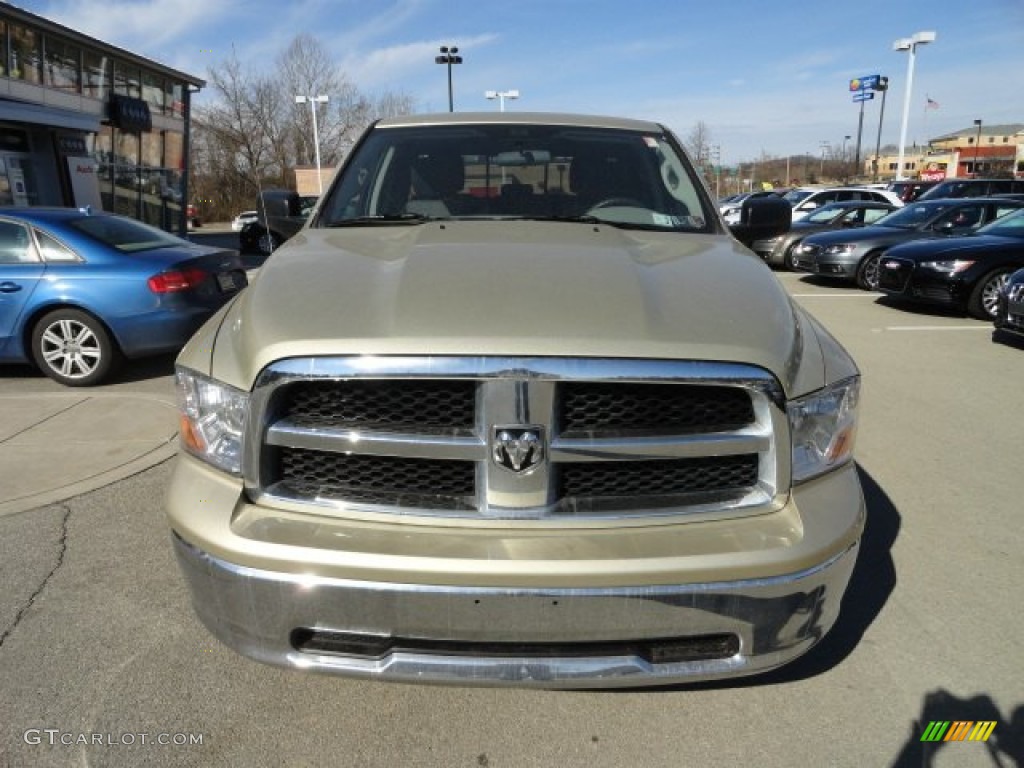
[[175, 367, 249, 475], [788, 376, 859, 483]]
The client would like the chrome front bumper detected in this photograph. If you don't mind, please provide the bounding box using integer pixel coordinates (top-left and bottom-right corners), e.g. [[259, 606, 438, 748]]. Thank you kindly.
[[173, 533, 859, 688]]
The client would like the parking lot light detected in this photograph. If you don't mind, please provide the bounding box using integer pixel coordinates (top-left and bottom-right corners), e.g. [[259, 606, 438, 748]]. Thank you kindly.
[[435, 46, 463, 112], [295, 95, 329, 194], [893, 31, 937, 181]]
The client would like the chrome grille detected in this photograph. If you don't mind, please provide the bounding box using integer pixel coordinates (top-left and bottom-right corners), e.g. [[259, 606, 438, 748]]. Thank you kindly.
[[1008, 283, 1024, 303], [247, 358, 786, 520]]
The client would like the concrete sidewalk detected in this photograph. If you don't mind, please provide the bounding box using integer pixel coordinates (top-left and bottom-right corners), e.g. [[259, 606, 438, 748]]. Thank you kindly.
[[0, 391, 179, 517]]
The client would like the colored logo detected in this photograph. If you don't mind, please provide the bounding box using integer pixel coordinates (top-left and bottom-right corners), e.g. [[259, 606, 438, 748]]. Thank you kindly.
[[920, 721, 997, 742]]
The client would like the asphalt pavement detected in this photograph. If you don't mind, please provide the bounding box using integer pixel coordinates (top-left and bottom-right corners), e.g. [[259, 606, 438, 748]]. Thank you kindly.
[[0, 270, 1021, 768], [0, 226, 243, 518]]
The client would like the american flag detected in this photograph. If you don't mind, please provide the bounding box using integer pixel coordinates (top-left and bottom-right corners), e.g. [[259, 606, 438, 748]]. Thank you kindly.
[[926, 96, 940, 110]]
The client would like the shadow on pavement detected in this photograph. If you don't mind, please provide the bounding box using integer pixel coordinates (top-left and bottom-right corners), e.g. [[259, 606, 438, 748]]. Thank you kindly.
[[889, 690, 1023, 767]]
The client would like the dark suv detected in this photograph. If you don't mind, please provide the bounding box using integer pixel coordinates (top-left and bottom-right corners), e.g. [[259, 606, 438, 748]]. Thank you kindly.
[[917, 178, 1024, 201]]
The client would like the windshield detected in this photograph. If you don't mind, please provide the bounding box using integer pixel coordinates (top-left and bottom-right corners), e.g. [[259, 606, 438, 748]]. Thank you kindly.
[[316, 123, 711, 232], [976, 208, 1024, 238], [69, 215, 186, 252], [805, 204, 850, 223], [782, 189, 815, 205], [871, 201, 952, 230]]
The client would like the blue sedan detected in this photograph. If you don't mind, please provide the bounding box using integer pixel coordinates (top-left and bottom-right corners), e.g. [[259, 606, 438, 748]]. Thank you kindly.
[[0, 208, 247, 385]]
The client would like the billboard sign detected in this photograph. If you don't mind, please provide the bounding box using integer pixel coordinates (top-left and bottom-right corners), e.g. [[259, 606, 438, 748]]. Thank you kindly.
[[849, 75, 881, 92], [853, 91, 876, 103]]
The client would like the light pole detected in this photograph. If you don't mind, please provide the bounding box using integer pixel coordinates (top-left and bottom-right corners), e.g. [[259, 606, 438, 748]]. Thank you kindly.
[[872, 76, 890, 182], [295, 94, 329, 195], [894, 30, 937, 181], [972, 119, 983, 177], [435, 45, 462, 112], [842, 135, 851, 179], [485, 89, 519, 111], [820, 141, 830, 178]]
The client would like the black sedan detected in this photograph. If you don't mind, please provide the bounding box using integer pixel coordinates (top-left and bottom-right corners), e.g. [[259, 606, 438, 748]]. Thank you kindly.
[[993, 267, 1024, 340], [877, 208, 1024, 320], [793, 197, 1024, 290], [751, 200, 896, 269]]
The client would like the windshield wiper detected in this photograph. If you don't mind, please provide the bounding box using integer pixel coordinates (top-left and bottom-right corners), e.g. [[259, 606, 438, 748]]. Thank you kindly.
[[326, 213, 430, 227]]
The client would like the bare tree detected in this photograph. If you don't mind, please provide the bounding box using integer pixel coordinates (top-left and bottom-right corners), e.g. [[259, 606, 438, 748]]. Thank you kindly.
[[191, 34, 417, 220]]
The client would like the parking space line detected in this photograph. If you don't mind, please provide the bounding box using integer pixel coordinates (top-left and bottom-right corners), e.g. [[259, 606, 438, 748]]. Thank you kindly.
[[790, 293, 878, 298], [875, 325, 990, 332]]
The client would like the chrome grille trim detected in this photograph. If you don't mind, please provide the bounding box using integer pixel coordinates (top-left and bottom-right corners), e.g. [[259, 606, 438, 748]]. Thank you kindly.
[[244, 357, 788, 521], [1007, 283, 1024, 303]]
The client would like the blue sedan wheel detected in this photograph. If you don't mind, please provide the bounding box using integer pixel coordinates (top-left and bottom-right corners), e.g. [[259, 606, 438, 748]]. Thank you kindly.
[[31, 309, 121, 386]]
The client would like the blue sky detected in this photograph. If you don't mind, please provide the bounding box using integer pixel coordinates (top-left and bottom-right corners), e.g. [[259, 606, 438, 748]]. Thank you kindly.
[[24, 0, 1024, 165]]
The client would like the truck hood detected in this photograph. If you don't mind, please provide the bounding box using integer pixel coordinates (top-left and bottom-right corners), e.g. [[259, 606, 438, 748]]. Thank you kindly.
[[204, 221, 826, 395]]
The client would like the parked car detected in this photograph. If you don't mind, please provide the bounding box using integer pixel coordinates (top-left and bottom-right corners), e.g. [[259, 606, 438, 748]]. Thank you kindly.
[[793, 197, 1024, 290], [238, 192, 318, 255], [186, 203, 201, 228], [167, 111, 864, 688], [877, 207, 1024, 320], [885, 179, 940, 203], [751, 200, 897, 269], [917, 178, 1024, 201], [993, 266, 1024, 341], [783, 186, 903, 222], [231, 210, 259, 232], [0, 208, 247, 385], [718, 190, 778, 225]]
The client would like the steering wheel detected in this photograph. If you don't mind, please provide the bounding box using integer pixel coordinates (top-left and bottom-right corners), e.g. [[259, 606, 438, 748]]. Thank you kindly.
[[587, 197, 646, 211]]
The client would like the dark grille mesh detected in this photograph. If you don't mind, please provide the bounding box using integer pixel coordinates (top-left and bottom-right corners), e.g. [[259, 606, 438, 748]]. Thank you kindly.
[[275, 448, 476, 509], [280, 380, 476, 432], [560, 383, 753, 434], [559, 455, 758, 499]]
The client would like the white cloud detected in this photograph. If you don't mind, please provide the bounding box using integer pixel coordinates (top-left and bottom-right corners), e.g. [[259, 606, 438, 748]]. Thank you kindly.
[[40, 0, 231, 54], [342, 34, 499, 90]]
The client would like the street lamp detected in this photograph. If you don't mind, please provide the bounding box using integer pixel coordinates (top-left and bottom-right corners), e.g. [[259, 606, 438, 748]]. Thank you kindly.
[[485, 89, 519, 111], [435, 45, 463, 112], [893, 30, 937, 181], [973, 119, 983, 177], [295, 94, 329, 195]]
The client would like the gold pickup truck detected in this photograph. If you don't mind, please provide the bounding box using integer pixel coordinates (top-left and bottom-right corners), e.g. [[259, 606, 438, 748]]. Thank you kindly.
[[166, 112, 864, 687]]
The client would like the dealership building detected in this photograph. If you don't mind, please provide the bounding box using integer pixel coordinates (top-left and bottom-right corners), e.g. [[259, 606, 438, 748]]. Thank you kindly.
[[0, 3, 203, 233]]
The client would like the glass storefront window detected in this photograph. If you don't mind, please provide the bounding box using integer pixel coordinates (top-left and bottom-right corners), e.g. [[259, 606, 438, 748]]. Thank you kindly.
[[9, 24, 42, 84], [113, 59, 140, 98], [44, 36, 81, 92], [166, 81, 184, 117], [112, 130, 140, 218], [83, 50, 110, 99], [142, 71, 164, 113]]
